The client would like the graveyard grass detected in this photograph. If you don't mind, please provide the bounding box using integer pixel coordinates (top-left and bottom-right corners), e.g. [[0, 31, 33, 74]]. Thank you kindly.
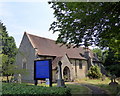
[[75, 77, 120, 95], [2, 83, 71, 95], [2, 76, 120, 95], [66, 84, 91, 95], [2, 82, 91, 95], [1, 76, 91, 95], [33, 83, 91, 95]]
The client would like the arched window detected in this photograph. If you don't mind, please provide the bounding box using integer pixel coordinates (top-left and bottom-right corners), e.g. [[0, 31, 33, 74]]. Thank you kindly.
[[63, 66, 70, 81]]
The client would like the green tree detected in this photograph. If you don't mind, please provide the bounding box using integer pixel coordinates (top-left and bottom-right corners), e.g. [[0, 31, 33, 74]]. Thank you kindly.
[[87, 65, 102, 79], [92, 48, 108, 63], [0, 21, 17, 82], [92, 48, 120, 77], [104, 49, 120, 77], [0, 54, 17, 81], [49, 2, 120, 53], [92, 48, 103, 62], [49, 2, 120, 77]]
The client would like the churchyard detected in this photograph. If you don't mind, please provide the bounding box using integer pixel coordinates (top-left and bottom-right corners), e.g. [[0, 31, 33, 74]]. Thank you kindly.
[[2, 76, 120, 95], [1, 2, 120, 96], [75, 77, 120, 95], [1, 56, 120, 96]]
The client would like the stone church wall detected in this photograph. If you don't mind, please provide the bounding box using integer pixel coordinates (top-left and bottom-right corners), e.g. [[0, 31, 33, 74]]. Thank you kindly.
[[15, 34, 35, 83], [76, 60, 88, 79]]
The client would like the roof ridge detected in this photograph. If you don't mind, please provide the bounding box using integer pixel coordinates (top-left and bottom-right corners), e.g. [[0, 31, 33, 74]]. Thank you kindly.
[[26, 33, 86, 49], [27, 32, 56, 42]]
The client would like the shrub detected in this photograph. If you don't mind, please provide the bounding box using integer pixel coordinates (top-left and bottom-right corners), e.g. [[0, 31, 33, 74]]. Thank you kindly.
[[2, 83, 71, 96], [87, 65, 102, 79]]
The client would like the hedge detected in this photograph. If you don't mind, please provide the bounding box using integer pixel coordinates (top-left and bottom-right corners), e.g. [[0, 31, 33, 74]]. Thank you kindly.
[[2, 83, 71, 96]]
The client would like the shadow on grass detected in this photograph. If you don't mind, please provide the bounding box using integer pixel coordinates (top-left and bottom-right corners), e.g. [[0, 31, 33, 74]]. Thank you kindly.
[[94, 84, 120, 95]]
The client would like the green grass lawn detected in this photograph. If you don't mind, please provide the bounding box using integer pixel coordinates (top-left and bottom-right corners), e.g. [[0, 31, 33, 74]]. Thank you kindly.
[[75, 77, 120, 95], [66, 84, 91, 95], [2, 83, 71, 95], [75, 77, 111, 84], [35, 82, 91, 95], [2, 82, 91, 95], [2, 76, 120, 95]]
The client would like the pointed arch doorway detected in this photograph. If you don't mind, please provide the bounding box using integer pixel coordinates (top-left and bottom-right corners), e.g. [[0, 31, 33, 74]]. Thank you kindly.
[[63, 66, 71, 81]]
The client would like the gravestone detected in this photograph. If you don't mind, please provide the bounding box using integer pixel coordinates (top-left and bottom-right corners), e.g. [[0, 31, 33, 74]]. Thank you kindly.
[[17, 74, 22, 84], [109, 75, 118, 86]]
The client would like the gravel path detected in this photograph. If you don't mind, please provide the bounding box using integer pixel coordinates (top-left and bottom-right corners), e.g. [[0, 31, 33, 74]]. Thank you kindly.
[[76, 83, 110, 96]]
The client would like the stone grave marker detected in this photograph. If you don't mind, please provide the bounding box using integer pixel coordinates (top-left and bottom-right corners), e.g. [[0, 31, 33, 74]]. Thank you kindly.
[[109, 75, 118, 85], [17, 74, 22, 84]]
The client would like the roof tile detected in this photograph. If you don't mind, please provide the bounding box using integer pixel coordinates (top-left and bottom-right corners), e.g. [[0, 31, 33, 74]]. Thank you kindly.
[[27, 33, 93, 60]]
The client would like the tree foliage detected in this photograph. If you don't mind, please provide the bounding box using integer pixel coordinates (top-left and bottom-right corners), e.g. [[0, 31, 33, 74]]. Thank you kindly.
[[49, 2, 120, 53], [0, 21, 17, 81], [92, 48, 120, 77], [1, 22, 17, 62], [87, 65, 102, 79], [104, 49, 120, 77], [92, 48, 108, 63]]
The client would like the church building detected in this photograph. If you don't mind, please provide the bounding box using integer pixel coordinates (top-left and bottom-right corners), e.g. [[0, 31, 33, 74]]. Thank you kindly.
[[15, 32, 103, 83]]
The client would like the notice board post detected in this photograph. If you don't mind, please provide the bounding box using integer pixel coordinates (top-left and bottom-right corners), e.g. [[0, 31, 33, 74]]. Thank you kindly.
[[34, 59, 52, 87]]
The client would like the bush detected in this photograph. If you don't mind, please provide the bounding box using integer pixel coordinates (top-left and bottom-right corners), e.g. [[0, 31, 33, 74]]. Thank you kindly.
[[2, 83, 71, 96], [87, 65, 102, 79]]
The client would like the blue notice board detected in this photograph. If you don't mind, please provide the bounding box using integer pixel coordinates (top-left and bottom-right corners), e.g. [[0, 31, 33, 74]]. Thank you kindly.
[[34, 60, 52, 80]]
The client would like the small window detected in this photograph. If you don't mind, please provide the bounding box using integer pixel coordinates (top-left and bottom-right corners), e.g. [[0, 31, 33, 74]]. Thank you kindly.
[[79, 60, 82, 69], [22, 62, 27, 69], [22, 59, 27, 69]]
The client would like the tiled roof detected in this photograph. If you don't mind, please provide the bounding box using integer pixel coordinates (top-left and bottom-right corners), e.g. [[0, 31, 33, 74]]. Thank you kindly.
[[25, 32, 94, 60]]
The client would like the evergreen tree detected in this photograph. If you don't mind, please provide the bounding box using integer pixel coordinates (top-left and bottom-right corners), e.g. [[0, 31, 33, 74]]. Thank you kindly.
[[0, 21, 17, 82]]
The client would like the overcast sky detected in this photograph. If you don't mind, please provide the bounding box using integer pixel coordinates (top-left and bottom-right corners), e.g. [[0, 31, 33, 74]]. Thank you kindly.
[[0, 1, 59, 48]]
